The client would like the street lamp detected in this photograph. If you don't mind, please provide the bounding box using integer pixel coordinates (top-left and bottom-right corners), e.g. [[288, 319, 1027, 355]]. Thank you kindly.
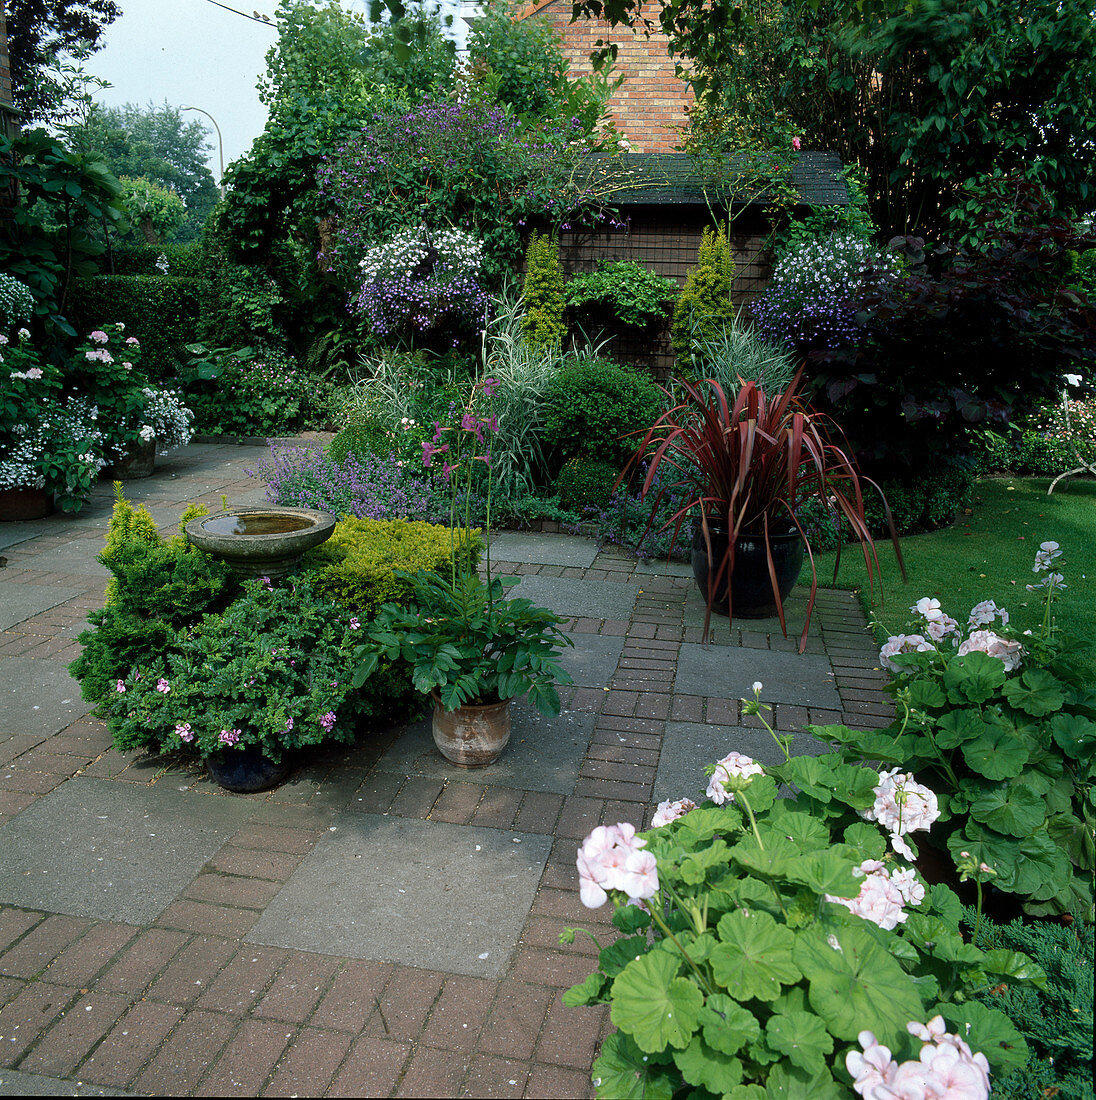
[[181, 105, 225, 198]]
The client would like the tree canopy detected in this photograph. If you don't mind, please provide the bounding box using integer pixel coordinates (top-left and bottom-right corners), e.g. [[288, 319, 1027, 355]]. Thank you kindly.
[[6, 0, 120, 124], [76, 102, 219, 242], [570, 0, 1096, 240]]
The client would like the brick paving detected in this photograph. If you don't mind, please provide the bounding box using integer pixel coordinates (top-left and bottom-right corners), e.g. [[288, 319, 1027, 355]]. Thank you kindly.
[[0, 442, 895, 1097]]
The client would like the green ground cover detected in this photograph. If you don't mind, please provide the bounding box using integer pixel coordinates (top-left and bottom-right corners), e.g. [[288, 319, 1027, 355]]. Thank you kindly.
[[812, 476, 1096, 676]]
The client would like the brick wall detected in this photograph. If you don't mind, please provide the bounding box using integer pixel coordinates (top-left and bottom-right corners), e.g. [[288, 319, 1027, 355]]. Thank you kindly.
[[553, 207, 774, 376], [518, 0, 692, 154]]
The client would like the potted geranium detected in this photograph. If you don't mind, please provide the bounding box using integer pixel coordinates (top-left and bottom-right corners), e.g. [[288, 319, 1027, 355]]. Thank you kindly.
[[352, 374, 573, 767], [72, 323, 193, 477], [1, 329, 106, 516], [623, 367, 903, 649]]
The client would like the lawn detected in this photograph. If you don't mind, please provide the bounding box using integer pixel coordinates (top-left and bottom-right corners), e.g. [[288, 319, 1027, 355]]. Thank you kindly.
[[809, 476, 1096, 675]]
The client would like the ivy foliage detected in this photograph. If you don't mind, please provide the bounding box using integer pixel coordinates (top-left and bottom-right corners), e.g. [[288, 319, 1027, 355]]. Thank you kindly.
[[565, 260, 678, 330]]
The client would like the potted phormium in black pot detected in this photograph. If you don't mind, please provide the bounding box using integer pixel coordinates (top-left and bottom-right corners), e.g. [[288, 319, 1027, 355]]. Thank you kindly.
[[622, 367, 904, 649]]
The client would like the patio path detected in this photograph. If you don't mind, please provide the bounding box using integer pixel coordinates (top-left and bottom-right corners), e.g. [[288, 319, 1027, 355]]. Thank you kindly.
[[0, 442, 894, 1097]]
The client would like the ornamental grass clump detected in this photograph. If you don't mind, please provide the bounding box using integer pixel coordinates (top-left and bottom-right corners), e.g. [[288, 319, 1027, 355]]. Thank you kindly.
[[622, 367, 903, 646], [820, 541, 1095, 920], [564, 687, 1036, 1098], [351, 375, 574, 716]]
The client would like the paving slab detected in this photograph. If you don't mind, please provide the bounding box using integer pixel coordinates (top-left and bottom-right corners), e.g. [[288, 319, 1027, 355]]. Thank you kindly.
[[0, 657, 89, 737], [674, 643, 840, 709], [653, 721, 828, 803], [7, 540, 108, 578], [0, 777, 254, 923], [375, 705, 593, 794], [0, 582, 83, 631], [247, 814, 552, 978], [508, 575, 638, 621], [682, 588, 821, 646], [488, 533, 599, 567], [558, 634, 624, 689], [634, 557, 693, 578], [0, 1069, 135, 1096], [0, 522, 57, 551]]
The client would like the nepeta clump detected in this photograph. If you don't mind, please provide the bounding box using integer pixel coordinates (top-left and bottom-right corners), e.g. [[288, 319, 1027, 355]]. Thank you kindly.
[[251, 441, 474, 525], [751, 233, 903, 353], [351, 226, 489, 343]]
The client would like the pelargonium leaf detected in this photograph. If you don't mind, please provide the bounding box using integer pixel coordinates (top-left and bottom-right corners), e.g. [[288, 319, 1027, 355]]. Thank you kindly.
[[943, 650, 1006, 703], [935, 707, 987, 749], [793, 924, 924, 1047], [711, 909, 800, 1002], [938, 1001, 1029, 1076], [961, 724, 1028, 780], [697, 993, 760, 1056], [610, 949, 704, 1052], [671, 1034, 743, 1092], [764, 1011, 834, 1073], [1002, 668, 1066, 716], [562, 971, 609, 1007], [969, 782, 1045, 836], [1049, 712, 1096, 759], [591, 1031, 676, 1100], [765, 1060, 844, 1098]]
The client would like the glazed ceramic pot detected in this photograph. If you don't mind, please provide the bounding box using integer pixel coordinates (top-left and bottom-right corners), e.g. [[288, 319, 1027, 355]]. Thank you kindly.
[[691, 526, 804, 618]]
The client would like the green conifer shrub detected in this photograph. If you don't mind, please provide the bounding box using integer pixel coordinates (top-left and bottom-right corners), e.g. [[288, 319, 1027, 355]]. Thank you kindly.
[[671, 222, 736, 369], [521, 232, 566, 352], [301, 517, 483, 614]]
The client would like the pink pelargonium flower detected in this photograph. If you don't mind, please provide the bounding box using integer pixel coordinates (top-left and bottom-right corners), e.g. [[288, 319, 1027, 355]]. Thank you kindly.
[[792, 136, 802, 151], [349, 617, 360, 631], [115, 679, 126, 693], [155, 678, 171, 694], [957, 630, 1023, 672], [706, 751, 763, 804], [576, 823, 652, 908], [848, 1018, 991, 1100], [89, 329, 109, 344], [651, 797, 697, 827], [175, 722, 193, 742], [125, 336, 140, 346], [25, 367, 43, 379], [1032, 540, 1061, 573], [218, 728, 241, 746], [968, 599, 1009, 628], [319, 711, 336, 732], [879, 633, 935, 673], [826, 859, 926, 931], [862, 768, 940, 860]]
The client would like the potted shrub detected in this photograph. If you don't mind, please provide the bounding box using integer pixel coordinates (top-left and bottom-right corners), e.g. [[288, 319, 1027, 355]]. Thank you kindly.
[[351, 374, 574, 767], [623, 367, 902, 648], [105, 576, 368, 791]]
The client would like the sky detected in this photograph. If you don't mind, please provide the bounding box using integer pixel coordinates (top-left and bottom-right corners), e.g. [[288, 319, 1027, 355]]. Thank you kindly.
[[86, 0, 469, 184]]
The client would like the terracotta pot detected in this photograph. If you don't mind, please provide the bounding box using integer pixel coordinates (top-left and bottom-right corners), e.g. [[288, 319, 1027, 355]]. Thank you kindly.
[[431, 695, 512, 767], [205, 745, 293, 792], [691, 526, 805, 618], [105, 439, 155, 480], [0, 486, 55, 521]]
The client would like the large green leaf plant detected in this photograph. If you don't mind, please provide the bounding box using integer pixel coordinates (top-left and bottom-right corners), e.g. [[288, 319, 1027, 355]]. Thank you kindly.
[[564, 693, 1038, 1097]]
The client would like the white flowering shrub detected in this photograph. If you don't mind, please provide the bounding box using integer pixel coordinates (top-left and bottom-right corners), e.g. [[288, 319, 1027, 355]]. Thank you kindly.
[[141, 386, 194, 452], [351, 225, 489, 341], [0, 274, 34, 331], [751, 233, 903, 351]]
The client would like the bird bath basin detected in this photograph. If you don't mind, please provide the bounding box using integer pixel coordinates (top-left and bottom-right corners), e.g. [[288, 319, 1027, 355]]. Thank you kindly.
[[185, 507, 336, 579]]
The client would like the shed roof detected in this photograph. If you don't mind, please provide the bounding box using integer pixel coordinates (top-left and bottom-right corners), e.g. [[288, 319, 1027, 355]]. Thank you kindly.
[[585, 151, 850, 207]]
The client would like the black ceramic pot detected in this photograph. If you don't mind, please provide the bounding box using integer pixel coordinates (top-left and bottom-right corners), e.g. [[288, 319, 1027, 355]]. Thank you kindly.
[[205, 746, 293, 792], [691, 525, 805, 618]]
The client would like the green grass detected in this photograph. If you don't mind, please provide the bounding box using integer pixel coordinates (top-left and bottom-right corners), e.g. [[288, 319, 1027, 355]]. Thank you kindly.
[[808, 476, 1096, 678]]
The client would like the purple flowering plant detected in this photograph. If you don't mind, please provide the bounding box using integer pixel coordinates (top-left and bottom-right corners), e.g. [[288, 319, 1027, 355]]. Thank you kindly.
[[351, 375, 574, 715], [106, 577, 369, 763]]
